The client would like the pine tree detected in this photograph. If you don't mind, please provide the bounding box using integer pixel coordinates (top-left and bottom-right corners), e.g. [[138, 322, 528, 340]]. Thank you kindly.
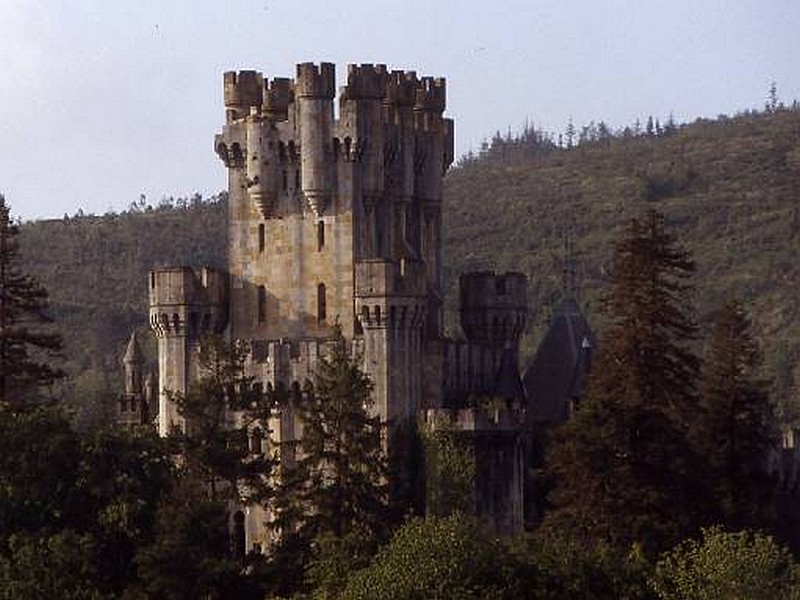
[[695, 301, 777, 530], [547, 209, 703, 554], [0, 196, 63, 407], [172, 335, 274, 505], [269, 327, 388, 595]]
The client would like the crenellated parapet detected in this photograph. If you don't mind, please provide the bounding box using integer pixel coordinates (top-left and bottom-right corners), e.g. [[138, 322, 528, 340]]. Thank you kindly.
[[224, 71, 264, 122], [149, 266, 228, 339], [263, 77, 293, 121], [295, 62, 335, 99], [343, 64, 387, 100], [414, 77, 446, 114], [355, 259, 427, 331], [460, 272, 527, 347], [215, 62, 453, 222]]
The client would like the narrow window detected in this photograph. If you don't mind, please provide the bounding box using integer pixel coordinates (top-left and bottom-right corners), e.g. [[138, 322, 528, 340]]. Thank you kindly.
[[282, 170, 288, 191], [317, 220, 325, 251], [317, 283, 327, 323], [233, 511, 246, 560], [295, 169, 301, 189], [258, 224, 265, 253], [150, 272, 156, 289], [258, 286, 267, 323]]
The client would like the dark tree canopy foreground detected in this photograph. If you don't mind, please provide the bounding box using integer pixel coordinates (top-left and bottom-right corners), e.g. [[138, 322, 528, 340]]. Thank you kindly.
[[547, 210, 705, 554], [694, 301, 777, 530]]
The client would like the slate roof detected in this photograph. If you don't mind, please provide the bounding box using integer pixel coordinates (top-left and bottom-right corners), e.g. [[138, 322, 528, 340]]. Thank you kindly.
[[523, 298, 593, 424]]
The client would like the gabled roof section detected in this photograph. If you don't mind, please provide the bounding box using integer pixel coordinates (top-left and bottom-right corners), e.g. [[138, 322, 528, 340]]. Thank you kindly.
[[523, 298, 593, 424]]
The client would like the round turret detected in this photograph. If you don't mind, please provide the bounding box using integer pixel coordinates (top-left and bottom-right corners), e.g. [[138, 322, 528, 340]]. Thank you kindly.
[[459, 272, 527, 345], [224, 71, 264, 122]]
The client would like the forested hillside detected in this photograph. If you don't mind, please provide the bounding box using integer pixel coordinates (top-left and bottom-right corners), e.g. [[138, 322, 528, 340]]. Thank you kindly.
[[17, 106, 800, 423], [18, 196, 227, 426], [444, 107, 800, 420]]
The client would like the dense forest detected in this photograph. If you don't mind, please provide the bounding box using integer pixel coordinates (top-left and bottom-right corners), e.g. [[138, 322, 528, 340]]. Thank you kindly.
[[18, 104, 800, 425]]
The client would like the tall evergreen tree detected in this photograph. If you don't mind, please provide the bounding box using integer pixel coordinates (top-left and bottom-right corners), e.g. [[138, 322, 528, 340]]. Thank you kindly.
[[0, 196, 63, 406], [269, 327, 388, 595], [172, 335, 274, 505], [695, 300, 777, 530], [547, 209, 703, 554]]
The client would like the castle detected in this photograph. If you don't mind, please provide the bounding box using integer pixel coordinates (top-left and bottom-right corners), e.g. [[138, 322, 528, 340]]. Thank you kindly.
[[123, 62, 564, 550]]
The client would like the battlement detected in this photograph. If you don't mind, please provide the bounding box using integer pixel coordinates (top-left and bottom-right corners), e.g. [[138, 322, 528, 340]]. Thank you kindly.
[[460, 272, 528, 344], [263, 77, 293, 120], [224, 70, 264, 109], [355, 258, 427, 297], [343, 64, 387, 100], [296, 62, 335, 98], [414, 77, 446, 113], [385, 70, 418, 107], [149, 266, 228, 337]]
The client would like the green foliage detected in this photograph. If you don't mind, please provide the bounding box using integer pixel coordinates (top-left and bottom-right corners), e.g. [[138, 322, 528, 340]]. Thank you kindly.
[[342, 513, 524, 600], [513, 524, 655, 599], [76, 428, 174, 594], [304, 528, 376, 600], [547, 211, 704, 554], [269, 328, 388, 596], [0, 405, 83, 538], [172, 335, 273, 504], [652, 527, 800, 599], [0, 530, 110, 600], [694, 301, 777, 530], [0, 405, 175, 595], [132, 478, 257, 600], [422, 416, 476, 517], [0, 196, 63, 406]]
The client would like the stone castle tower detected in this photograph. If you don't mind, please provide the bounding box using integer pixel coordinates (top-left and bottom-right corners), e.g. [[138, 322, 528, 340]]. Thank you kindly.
[[147, 62, 530, 546]]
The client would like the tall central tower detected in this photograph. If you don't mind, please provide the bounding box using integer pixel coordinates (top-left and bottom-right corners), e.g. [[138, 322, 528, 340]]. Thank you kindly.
[[214, 62, 454, 426]]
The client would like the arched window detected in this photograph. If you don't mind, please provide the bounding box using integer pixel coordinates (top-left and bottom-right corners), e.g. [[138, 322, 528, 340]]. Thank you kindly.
[[258, 286, 267, 323], [317, 283, 327, 323]]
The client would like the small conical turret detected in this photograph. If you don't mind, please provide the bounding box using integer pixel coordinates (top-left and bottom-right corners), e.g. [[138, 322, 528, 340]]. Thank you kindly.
[[124, 331, 144, 365], [124, 331, 144, 396]]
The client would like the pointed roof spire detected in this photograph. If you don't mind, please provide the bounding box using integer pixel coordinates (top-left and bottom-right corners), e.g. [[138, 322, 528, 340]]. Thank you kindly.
[[493, 347, 527, 404], [123, 331, 144, 364]]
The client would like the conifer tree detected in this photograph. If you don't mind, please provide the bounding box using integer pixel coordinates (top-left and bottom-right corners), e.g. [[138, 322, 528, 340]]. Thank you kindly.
[[0, 195, 63, 406], [269, 327, 388, 594], [172, 335, 274, 505], [695, 301, 776, 530], [547, 209, 703, 554]]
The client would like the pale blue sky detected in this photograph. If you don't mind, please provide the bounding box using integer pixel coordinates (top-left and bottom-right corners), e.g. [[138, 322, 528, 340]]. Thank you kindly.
[[1, 0, 798, 220]]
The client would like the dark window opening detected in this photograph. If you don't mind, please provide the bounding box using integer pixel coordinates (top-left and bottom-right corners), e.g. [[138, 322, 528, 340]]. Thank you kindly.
[[295, 169, 301, 189], [282, 170, 288, 191], [258, 286, 267, 323], [233, 511, 246, 560], [317, 283, 327, 323], [317, 220, 325, 251], [258, 224, 265, 252]]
